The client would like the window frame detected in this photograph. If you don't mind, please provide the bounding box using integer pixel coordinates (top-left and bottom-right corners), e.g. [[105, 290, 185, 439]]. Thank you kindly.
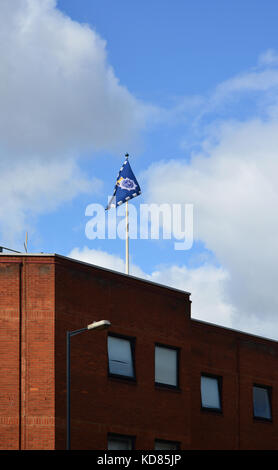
[[107, 333, 136, 382], [253, 383, 272, 422], [200, 372, 223, 413], [107, 433, 136, 450], [154, 342, 180, 390], [154, 439, 181, 450]]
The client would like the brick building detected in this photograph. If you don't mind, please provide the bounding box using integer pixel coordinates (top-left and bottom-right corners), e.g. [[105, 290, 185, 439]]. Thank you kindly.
[[0, 253, 277, 450]]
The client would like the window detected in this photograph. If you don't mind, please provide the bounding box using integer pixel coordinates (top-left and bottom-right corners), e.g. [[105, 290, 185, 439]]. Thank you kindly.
[[253, 385, 272, 421], [201, 374, 222, 411], [155, 344, 179, 388], [107, 434, 134, 450], [108, 334, 135, 379], [154, 439, 180, 450]]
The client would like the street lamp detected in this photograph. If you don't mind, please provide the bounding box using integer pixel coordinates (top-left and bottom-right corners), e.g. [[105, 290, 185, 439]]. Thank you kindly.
[[66, 320, 111, 450]]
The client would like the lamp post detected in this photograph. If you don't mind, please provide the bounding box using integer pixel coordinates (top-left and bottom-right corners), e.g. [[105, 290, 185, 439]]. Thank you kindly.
[[66, 319, 111, 450]]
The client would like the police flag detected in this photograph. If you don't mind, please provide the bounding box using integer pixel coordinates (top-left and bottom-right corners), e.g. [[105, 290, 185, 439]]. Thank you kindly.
[[106, 154, 141, 210]]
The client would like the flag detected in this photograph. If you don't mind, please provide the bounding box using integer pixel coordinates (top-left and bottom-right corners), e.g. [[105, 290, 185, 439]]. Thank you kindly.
[[106, 154, 141, 210]]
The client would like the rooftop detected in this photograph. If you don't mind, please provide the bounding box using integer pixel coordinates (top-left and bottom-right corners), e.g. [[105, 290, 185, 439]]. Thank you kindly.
[[1, 251, 277, 344], [0, 251, 191, 297]]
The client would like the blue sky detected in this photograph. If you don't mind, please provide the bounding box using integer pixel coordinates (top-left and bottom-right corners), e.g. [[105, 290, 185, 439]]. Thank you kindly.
[[2, 0, 278, 339], [59, 0, 278, 97]]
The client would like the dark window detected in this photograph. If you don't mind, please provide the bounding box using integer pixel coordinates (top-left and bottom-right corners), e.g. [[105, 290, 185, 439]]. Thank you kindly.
[[107, 434, 134, 450], [107, 334, 135, 379], [155, 344, 179, 388], [253, 385, 272, 421], [154, 439, 180, 450], [201, 374, 222, 411]]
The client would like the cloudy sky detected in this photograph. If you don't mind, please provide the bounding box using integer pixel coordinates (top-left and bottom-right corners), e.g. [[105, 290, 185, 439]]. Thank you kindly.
[[2, 0, 278, 339]]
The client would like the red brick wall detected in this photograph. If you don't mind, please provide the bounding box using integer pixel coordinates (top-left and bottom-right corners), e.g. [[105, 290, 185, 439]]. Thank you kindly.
[[0, 257, 55, 450], [54, 256, 191, 450], [0, 262, 21, 449], [190, 320, 278, 449], [1, 254, 278, 450]]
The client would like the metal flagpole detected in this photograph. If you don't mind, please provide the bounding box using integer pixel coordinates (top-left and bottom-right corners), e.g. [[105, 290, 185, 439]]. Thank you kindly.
[[125, 153, 130, 275], [126, 199, 129, 275], [107, 151, 139, 275]]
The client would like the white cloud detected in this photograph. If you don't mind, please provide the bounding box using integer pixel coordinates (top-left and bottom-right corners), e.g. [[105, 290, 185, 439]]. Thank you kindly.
[[142, 124, 278, 339], [258, 49, 278, 67], [190, 53, 278, 125], [142, 120, 278, 315], [0, 0, 146, 242], [68, 246, 147, 278], [135, 51, 278, 340], [0, 159, 100, 243], [214, 69, 278, 97], [149, 263, 235, 326], [0, 0, 144, 157]]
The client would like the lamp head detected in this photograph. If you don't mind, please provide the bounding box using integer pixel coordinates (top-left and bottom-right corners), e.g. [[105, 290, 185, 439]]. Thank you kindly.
[[87, 320, 111, 331]]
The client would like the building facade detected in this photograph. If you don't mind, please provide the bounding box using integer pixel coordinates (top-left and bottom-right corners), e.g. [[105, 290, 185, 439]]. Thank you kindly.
[[0, 253, 277, 450]]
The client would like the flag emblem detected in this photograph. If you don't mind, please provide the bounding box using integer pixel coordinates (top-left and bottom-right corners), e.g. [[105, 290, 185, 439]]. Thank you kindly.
[[116, 176, 137, 191], [106, 154, 141, 209]]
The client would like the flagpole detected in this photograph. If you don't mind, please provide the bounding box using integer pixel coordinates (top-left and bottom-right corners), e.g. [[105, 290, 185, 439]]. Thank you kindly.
[[126, 199, 129, 275], [125, 153, 130, 275], [107, 151, 140, 275]]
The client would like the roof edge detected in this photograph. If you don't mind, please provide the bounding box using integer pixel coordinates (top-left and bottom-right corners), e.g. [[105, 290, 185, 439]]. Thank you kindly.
[[0, 252, 191, 297], [191, 317, 278, 344]]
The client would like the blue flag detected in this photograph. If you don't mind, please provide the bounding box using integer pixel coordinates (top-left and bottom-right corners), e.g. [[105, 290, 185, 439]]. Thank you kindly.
[[106, 154, 141, 210]]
